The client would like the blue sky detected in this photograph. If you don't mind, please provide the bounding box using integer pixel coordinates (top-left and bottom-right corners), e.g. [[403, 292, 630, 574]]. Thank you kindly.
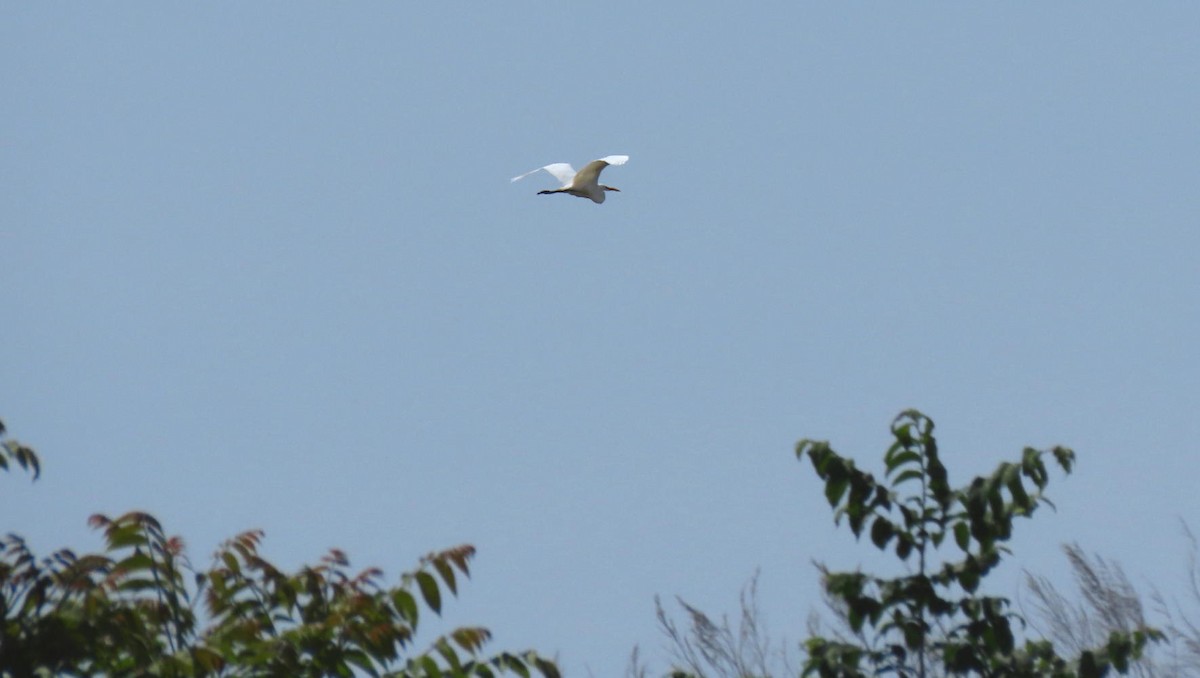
[[4, 3, 1199, 675]]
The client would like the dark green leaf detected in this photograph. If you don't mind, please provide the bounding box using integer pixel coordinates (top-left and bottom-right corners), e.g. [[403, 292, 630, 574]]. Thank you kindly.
[[954, 522, 970, 551], [435, 639, 461, 673], [510, 659, 533, 678], [115, 551, 155, 573], [419, 655, 441, 677], [885, 451, 922, 475], [1079, 650, 1100, 678], [891, 468, 924, 487], [534, 655, 562, 678], [345, 650, 380, 677], [1051, 446, 1075, 473], [192, 646, 225, 672], [416, 570, 442, 614], [870, 518, 893, 550], [116, 577, 159, 593], [1007, 473, 1030, 510], [105, 525, 149, 550], [433, 557, 457, 595], [824, 475, 848, 508], [959, 561, 980, 593], [393, 588, 419, 627]]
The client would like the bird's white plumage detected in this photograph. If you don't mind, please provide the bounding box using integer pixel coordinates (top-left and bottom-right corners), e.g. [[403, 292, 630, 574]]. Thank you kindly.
[[542, 163, 578, 187], [511, 163, 571, 185], [511, 154, 630, 204], [598, 154, 629, 167]]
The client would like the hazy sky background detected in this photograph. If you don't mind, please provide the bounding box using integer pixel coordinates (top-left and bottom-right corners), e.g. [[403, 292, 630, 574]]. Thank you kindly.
[[4, 4, 1199, 675]]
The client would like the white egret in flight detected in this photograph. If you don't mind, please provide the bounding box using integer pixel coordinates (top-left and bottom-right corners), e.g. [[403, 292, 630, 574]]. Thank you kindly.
[[511, 154, 629, 204]]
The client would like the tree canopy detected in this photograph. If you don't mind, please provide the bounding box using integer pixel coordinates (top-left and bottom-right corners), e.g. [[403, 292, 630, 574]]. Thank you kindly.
[[798, 409, 1160, 677], [0, 418, 559, 677], [641, 410, 1163, 678]]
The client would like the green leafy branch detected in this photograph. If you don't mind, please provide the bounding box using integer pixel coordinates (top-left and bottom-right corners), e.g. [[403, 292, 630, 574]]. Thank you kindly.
[[1, 419, 559, 677], [798, 409, 1161, 678]]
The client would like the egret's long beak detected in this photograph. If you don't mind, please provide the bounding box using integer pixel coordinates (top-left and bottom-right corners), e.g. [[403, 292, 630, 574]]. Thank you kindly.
[[602, 185, 620, 192]]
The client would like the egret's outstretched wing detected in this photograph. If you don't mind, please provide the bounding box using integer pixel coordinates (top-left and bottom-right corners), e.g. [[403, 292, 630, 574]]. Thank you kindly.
[[574, 155, 629, 188], [540, 163, 577, 187], [598, 155, 629, 167], [510, 162, 577, 187], [573, 161, 609, 189], [510, 167, 543, 183]]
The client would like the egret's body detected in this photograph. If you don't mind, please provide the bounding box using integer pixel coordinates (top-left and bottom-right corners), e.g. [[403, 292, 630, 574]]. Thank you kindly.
[[511, 154, 629, 204]]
